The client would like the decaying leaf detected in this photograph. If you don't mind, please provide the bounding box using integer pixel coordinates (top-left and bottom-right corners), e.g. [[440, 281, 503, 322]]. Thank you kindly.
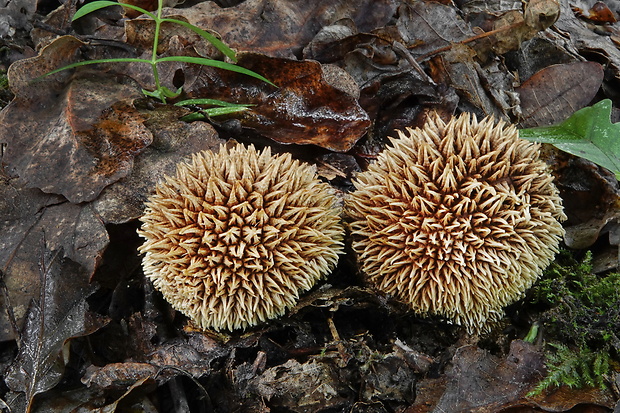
[[545, 150, 620, 251], [174, 0, 398, 57], [430, 341, 545, 412], [554, 0, 620, 79], [4, 248, 108, 413], [248, 359, 353, 412], [83, 314, 226, 390], [489, 0, 560, 55], [428, 44, 511, 119], [397, 2, 475, 56], [517, 62, 604, 128], [0, 178, 109, 342], [1, 35, 152, 204], [91, 105, 222, 224], [186, 53, 371, 152]]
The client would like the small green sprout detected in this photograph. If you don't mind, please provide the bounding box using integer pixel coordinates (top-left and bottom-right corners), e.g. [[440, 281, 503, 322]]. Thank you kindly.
[[46, 0, 273, 106]]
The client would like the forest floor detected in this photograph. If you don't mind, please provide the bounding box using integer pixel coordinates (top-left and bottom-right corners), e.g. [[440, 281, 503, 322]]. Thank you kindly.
[[1, 0, 620, 412]]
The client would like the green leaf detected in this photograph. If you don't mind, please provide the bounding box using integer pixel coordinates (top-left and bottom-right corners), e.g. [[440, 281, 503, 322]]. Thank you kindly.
[[73, 1, 155, 21], [156, 56, 275, 86], [179, 106, 249, 121], [175, 98, 253, 108], [161, 18, 237, 62], [43, 58, 151, 77], [520, 99, 620, 179], [142, 85, 182, 102]]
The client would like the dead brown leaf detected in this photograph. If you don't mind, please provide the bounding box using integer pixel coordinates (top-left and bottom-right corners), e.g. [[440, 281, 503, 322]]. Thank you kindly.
[[4, 248, 108, 413], [429, 341, 546, 412], [184, 53, 370, 152], [524, 385, 617, 412], [429, 44, 511, 119], [92, 105, 222, 224], [1, 35, 152, 203], [174, 0, 398, 58], [248, 359, 353, 412], [397, 2, 475, 56], [517, 61, 604, 128], [0, 178, 109, 342], [489, 0, 560, 55], [554, 0, 620, 80]]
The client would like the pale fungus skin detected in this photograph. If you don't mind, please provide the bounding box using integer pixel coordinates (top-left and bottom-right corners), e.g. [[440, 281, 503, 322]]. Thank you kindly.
[[138, 144, 344, 331], [345, 113, 566, 333]]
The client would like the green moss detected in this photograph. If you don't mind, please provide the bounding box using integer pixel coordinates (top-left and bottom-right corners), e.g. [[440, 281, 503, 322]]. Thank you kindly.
[[528, 249, 620, 393], [529, 342, 610, 396]]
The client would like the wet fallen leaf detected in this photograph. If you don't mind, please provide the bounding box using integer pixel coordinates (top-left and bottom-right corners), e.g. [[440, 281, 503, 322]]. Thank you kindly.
[[84, 314, 226, 390], [429, 44, 511, 119], [91, 376, 154, 413], [525, 385, 617, 412], [573, 1, 618, 24], [517, 62, 604, 128], [0, 177, 109, 342], [4, 248, 108, 413], [82, 363, 158, 390], [397, 2, 475, 56], [430, 341, 545, 412], [397, 2, 519, 119], [21, 386, 106, 412], [91, 105, 222, 224], [175, 0, 398, 57], [544, 150, 620, 250], [1, 35, 152, 203], [185, 53, 371, 152]]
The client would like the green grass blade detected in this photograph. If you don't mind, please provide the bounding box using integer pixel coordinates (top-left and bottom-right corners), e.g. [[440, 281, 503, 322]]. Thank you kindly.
[[73, 1, 155, 20], [161, 18, 237, 62], [204, 106, 250, 116], [175, 98, 254, 107], [180, 106, 250, 121], [157, 56, 275, 86], [44, 58, 151, 77]]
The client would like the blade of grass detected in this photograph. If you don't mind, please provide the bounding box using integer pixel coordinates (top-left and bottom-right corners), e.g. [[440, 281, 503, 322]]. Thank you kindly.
[[175, 98, 254, 107], [43, 58, 152, 77], [180, 106, 250, 121], [157, 56, 275, 86], [73, 1, 155, 20], [204, 106, 250, 116], [162, 18, 237, 62]]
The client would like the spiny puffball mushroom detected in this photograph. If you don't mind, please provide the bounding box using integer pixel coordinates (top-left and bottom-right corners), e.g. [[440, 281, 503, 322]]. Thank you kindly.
[[345, 113, 565, 333], [138, 144, 344, 331]]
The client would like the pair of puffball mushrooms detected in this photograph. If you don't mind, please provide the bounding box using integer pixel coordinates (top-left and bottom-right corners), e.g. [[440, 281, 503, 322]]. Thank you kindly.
[[137, 113, 566, 334]]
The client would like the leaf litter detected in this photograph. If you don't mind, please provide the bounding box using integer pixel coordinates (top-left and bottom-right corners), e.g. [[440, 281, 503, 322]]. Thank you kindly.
[[1, 0, 620, 411]]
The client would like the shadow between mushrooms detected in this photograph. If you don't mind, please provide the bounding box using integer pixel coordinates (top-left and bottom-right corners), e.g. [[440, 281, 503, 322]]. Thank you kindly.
[[345, 113, 566, 333], [138, 144, 344, 331]]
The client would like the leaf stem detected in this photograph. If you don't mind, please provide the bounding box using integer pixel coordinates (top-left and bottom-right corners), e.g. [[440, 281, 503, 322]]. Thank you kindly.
[[150, 0, 164, 101]]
